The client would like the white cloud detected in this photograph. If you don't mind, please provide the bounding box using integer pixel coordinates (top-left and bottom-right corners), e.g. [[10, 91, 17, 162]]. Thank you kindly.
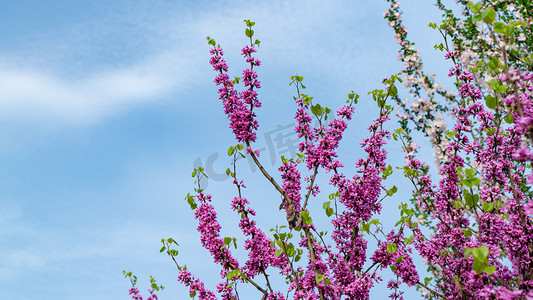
[[0, 49, 197, 124], [0, 0, 399, 125]]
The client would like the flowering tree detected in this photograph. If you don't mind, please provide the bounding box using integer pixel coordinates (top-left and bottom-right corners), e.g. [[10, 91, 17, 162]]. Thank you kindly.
[[128, 0, 533, 299]]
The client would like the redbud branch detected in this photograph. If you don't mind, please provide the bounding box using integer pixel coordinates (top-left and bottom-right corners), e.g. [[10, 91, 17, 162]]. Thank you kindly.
[[398, 134, 452, 231], [505, 168, 533, 281], [302, 166, 319, 211], [234, 282, 241, 300], [162, 241, 183, 272], [238, 270, 268, 296], [416, 280, 446, 299], [259, 265, 274, 294], [311, 227, 331, 256], [244, 140, 325, 299], [303, 229, 326, 300], [279, 240, 303, 291], [245, 140, 293, 207], [362, 261, 380, 275]]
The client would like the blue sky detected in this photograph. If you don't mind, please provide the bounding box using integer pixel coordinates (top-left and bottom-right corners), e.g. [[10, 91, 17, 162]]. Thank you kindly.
[[0, 0, 454, 299]]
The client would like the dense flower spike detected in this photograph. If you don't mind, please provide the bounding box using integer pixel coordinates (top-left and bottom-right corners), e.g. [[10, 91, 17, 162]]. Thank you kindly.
[[231, 196, 288, 278], [178, 270, 217, 300], [208, 37, 262, 143], [195, 192, 240, 274]]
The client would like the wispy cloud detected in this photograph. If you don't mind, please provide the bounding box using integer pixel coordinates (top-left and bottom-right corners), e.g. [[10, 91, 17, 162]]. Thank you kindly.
[[0, 48, 198, 124], [0, 0, 402, 126]]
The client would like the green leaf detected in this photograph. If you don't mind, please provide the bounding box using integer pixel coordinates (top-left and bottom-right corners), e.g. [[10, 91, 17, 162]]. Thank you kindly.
[[481, 8, 496, 23], [386, 185, 398, 196], [485, 266, 496, 275], [464, 191, 479, 208], [245, 28, 254, 38], [227, 270, 241, 280], [301, 210, 313, 225], [471, 2, 482, 13], [464, 248, 472, 260], [382, 165, 393, 178], [485, 94, 497, 109], [452, 200, 463, 209], [311, 104, 323, 116], [465, 168, 476, 178], [186, 194, 198, 210], [275, 249, 282, 257], [424, 277, 433, 286], [504, 112, 514, 124], [461, 179, 474, 188], [511, 20, 527, 27], [473, 259, 485, 274], [487, 56, 501, 71], [228, 146, 235, 156], [325, 208, 333, 217], [322, 201, 331, 209], [494, 21, 505, 33], [206, 36, 216, 46], [160, 246, 166, 253], [494, 84, 507, 94], [482, 202, 494, 212], [461, 177, 479, 187], [445, 130, 458, 138], [389, 86, 398, 97], [387, 243, 398, 254], [472, 246, 489, 262], [286, 245, 295, 257]]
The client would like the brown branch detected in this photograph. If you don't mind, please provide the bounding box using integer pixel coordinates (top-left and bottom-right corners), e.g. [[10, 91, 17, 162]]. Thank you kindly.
[[245, 140, 325, 300], [416, 280, 446, 300], [302, 166, 319, 211]]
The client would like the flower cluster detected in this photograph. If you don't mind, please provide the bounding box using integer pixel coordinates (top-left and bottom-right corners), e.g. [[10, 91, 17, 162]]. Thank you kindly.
[[231, 196, 288, 278], [384, 0, 533, 298], [209, 41, 262, 143], [140, 1, 533, 299], [177, 270, 217, 300], [194, 192, 240, 274]]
